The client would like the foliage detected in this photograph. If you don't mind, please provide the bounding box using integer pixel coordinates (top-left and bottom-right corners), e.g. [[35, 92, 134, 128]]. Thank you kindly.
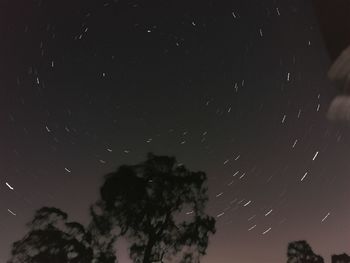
[[7, 207, 93, 263], [332, 253, 350, 263], [92, 153, 216, 263], [287, 240, 324, 263]]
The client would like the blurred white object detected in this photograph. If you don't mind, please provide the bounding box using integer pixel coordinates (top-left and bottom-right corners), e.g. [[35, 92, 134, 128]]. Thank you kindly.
[[328, 45, 350, 90], [327, 45, 350, 122], [327, 95, 350, 121]]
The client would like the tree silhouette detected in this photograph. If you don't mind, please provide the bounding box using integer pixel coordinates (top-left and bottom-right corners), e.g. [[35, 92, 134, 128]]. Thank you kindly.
[[287, 240, 324, 263], [7, 207, 94, 263], [91, 153, 216, 263], [332, 253, 350, 263], [89, 209, 117, 263]]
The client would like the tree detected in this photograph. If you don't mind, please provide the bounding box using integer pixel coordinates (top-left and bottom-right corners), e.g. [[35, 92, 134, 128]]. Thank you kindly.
[[7, 207, 93, 263], [287, 240, 324, 263], [91, 153, 216, 263], [332, 253, 350, 263], [89, 208, 117, 263]]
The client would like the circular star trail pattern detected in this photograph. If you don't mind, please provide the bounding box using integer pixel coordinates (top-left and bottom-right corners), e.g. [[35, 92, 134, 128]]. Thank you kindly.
[[1, 0, 349, 262]]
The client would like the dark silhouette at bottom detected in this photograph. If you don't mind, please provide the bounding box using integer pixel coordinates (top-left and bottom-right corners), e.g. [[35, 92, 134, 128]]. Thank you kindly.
[[287, 240, 350, 263], [332, 253, 350, 263], [7, 153, 216, 263]]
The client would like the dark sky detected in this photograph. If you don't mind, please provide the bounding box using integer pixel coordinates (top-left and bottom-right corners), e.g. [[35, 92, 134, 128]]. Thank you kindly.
[[1, 0, 349, 262]]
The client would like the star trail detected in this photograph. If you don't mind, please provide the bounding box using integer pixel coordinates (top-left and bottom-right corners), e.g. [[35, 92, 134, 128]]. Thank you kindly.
[[1, 0, 349, 262]]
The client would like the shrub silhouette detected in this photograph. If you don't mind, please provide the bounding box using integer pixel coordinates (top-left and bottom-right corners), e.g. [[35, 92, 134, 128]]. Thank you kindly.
[[332, 253, 350, 263], [91, 153, 216, 263], [287, 240, 324, 263]]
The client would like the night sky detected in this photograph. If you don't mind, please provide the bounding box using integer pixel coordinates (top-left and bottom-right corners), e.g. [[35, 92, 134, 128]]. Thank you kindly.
[[1, 0, 349, 262]]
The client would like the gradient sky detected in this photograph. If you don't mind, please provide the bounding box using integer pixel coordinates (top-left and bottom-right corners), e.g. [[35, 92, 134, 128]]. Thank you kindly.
[[1, 0, 349, 262]]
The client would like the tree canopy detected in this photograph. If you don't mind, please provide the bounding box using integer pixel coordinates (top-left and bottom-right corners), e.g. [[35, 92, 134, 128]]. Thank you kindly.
[[7, 207, 93, 263], [287, 240, 324, 263], [91, 153, 216, 263], [7, 153, 215, 263]]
